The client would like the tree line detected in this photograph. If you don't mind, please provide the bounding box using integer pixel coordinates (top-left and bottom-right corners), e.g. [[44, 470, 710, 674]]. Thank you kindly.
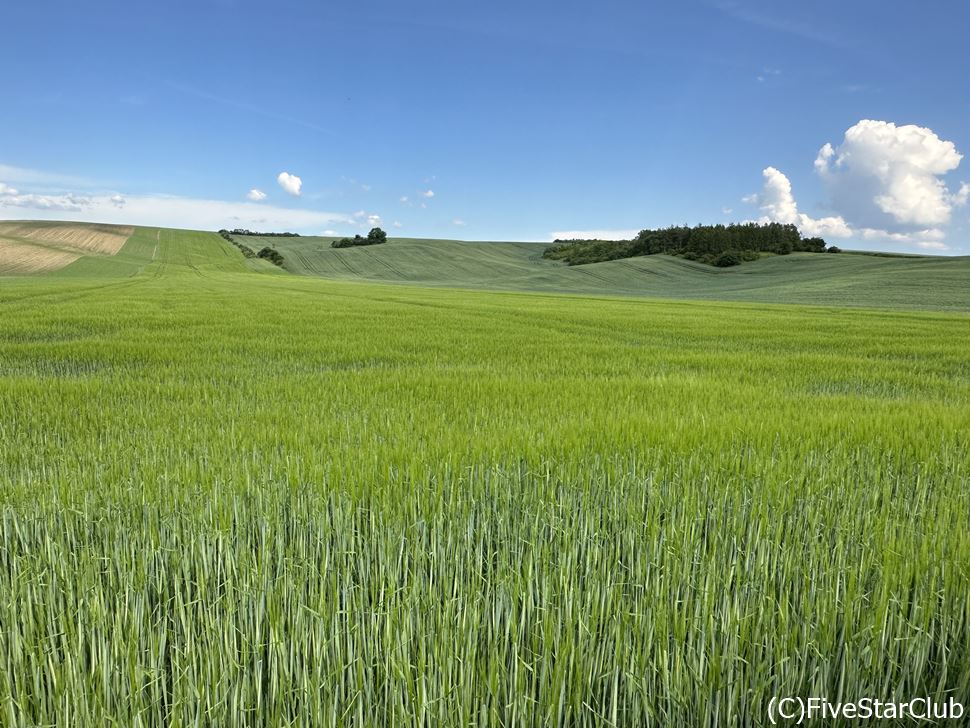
[[219, 229, 301, 237], [217, 229, 286, 266], [544, 222, 839, 267]]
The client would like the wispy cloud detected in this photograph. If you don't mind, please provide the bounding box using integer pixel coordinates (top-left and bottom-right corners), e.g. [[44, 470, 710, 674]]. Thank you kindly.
[[165, 81, 336, 136], [0, 182, 352, 232], [0, 164, 101, 191], [247, 188, 267, 202], [714, 1, 848, 49]]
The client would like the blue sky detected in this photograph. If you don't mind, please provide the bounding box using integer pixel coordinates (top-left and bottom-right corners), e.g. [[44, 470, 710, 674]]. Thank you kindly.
[[1, 0, 968, 252]]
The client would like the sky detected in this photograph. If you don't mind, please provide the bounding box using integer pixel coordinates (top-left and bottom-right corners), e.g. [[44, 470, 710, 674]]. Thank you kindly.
[[1, 0, 968, 253]]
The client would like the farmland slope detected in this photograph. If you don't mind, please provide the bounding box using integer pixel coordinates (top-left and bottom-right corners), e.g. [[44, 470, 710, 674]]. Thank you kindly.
[[240, 234, 970, 311], [0, 224, 969, 725]]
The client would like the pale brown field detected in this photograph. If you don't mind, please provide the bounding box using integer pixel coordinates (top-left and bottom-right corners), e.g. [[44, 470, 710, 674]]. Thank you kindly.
[[0, 221, 133, 273], [0, 237, 80, 274]]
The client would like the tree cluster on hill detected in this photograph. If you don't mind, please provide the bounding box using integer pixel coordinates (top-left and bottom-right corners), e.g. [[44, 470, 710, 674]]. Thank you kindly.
[[219, 228, 300, 237], [544, 222, 837, 267], [257, 247, 285, 267], [331, 227, 387, 248]]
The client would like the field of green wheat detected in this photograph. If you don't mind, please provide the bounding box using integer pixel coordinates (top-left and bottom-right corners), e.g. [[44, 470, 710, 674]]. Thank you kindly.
[[1, 226, 968, 726]]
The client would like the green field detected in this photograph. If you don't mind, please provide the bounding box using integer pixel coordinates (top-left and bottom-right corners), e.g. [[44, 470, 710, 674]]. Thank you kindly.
[[241, 233, 970, 311], [2, 227, 969, 725]]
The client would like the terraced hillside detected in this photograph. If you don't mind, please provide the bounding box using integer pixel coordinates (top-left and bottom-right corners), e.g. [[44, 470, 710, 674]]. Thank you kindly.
[[238, 234, 970, 311]]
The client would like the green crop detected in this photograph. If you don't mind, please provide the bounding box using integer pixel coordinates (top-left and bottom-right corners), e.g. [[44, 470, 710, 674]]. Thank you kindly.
[[1, 228, 968, 726]]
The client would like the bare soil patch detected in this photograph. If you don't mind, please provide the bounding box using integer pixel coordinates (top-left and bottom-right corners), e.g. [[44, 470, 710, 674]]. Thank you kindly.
[[0, 222, 134, 273]]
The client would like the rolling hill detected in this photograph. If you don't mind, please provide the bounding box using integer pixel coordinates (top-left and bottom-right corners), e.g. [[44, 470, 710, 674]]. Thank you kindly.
[[236, 234, 970, 311]]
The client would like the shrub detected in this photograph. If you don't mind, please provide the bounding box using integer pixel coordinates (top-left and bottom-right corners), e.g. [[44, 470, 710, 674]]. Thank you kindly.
[[256, 247, 285, 267], [827, 246, 842, 253], [712, 251, 742, 267]]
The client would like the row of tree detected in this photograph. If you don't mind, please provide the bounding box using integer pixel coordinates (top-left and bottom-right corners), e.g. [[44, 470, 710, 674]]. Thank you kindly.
[[220, 228, 300, 237], [544, 222, 836, 267], [332, 227, 387, 248], [218, 229, 255, 258]]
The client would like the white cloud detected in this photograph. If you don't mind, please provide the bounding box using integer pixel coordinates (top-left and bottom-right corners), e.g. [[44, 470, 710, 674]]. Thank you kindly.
[[722, 206, 733, 215], [422, 189, 435, 198], [954, 182, 970, 207], [549, 229, 640, 241], [858, 227, 945, 242], [0, 183, 19, 196], [751, 120, 967, 253], [277, 172, 302, 197], [353, 210, 366, 219], [0, 188, 351, 231], [110, 194, 126, 208], [0, 188, 90, 212], [755, 167, 853, 237], [247, 188, 267, 202], [392, 221, 402, 228], [366, 214, 382, 226], [322, 229, 338, 236], [815, 120, 965, 228], [452, 219, 466, 226], [399, 196, 409, 204]]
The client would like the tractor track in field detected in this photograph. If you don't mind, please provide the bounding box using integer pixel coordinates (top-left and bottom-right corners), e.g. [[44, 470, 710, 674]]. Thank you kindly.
[[294, 250, 321, 275], [568, 265, 614, 285], [331, 252, 362, 276], [356, 247, 407, 279], [0, 277, 148, 309], [615, 260, 664, 278]]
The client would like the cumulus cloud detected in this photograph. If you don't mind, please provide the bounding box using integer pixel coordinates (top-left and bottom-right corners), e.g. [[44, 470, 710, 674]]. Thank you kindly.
[[549, 229, 640, 241], [366, 214, 382, 226], [954, 182, 970, 207], [110, 194, 126, 208], [756, 167, 853, 237], [749, 120, 967, 252], [422, 189, 435, 198], [814, 120, 965, 228], [277, 172, 302, 197], [247, 188, 267, 202]]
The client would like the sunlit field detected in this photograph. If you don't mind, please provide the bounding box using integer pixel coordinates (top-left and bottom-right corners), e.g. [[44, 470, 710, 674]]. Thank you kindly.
[[1, 229, 968, 726]]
